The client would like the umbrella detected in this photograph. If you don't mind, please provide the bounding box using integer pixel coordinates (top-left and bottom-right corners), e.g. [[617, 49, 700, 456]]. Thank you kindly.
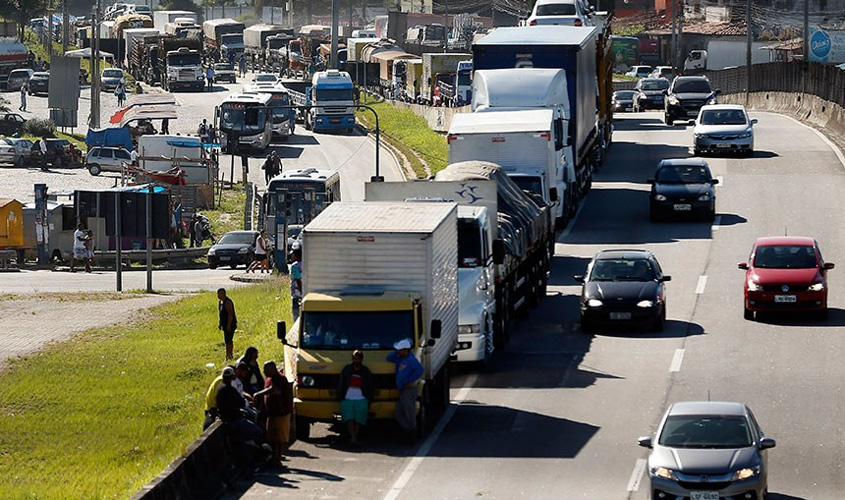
[[64, 48, 115, 60]]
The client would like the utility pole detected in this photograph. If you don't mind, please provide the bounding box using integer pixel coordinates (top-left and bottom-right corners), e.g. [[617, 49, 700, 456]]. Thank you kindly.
[[62, 0, 69, 54], [802, 0, 809, 99], [90, 0, 102, 129], [670, 0, 677, 69], [47, 0, 54, 59], [677, 0, 684, 71], [331, 0, 339, 69], [745, 0, 752, 105]]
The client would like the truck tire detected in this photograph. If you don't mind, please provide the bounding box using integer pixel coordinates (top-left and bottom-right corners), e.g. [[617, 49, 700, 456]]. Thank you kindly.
[[493, 290, 509, 351]]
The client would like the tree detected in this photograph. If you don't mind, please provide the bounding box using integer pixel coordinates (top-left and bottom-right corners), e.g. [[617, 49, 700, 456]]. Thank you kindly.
[[159, 0, 204, 17], [1, 0, 49, 42]]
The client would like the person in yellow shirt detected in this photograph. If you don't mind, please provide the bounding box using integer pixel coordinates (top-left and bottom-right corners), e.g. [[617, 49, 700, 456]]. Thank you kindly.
[[203, 367, 230, 430]]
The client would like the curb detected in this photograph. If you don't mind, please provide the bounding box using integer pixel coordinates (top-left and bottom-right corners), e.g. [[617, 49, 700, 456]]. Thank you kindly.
[[229, 272, 278, 283]]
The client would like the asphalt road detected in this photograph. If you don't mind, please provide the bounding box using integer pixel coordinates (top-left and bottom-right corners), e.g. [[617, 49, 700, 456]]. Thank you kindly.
[[225, 111, 844, 500]]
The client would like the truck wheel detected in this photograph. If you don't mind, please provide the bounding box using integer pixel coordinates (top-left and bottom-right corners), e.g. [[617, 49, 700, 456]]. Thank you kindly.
[[295, 415, 311, 441], [88, 164, 101, 176], [664, 113, 673, 126]]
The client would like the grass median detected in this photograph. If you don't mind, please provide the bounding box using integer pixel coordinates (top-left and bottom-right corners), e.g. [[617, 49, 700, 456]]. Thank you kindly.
[[0, 281, 294, 499]]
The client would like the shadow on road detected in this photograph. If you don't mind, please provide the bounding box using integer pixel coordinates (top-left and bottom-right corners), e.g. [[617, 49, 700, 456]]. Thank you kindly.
[[548, 255, 593, 287], [271, 146, 306, 160], [597, 141, 694, 184], [752, 307, 845, 327], [767, 494, 808, 500], [716, 213, 747, 227], [611, 116, 667, 131], [589, 319, 706, 339]]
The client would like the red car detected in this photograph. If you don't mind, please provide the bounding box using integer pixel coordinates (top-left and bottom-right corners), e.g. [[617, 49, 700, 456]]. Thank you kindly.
[[739, 237, 834, 320]]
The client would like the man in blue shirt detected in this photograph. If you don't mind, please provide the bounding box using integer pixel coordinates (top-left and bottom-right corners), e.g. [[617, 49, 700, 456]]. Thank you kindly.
[[387, 339, 424, 438]]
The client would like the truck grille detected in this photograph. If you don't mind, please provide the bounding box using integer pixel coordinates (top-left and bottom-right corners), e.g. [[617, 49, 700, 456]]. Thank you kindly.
[[179, 69, 195, 79], [304, 373, 396, 390], [324, 107, 348, 114]]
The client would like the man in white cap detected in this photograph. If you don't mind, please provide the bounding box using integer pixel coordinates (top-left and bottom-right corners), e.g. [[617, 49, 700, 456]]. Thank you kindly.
[[387, 338, 424, 440]]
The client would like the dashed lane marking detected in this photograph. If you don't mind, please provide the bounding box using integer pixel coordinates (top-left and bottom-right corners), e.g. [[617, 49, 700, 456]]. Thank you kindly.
[[669, 349, 685, 372], [695, 275, 708, 294], [627, 458, 647, 491]]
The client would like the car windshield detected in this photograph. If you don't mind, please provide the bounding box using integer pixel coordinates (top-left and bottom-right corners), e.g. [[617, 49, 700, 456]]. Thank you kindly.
[[537, 3, 577, 15], [103, 69, 122, 78], [700, 109, 747, 125], [590, 258, 656, 281], [217, 232, 255, 245], [656, 165, 710, 184], [641, 79, 669, 91], [659, 415, 753, 449], [674, 80, 712, 93], [215, 64, 233, 71], [614, 91, 635, 99], [754, 245, 817, 269], [255, 74, 277, 82], [301, 311, 414, 350]]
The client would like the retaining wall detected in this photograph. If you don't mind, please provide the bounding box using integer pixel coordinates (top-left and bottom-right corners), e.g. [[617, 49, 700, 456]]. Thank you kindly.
[[389, 101, 471, 133]]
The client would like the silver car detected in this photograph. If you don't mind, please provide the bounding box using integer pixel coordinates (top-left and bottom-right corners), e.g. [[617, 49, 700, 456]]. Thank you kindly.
[[693, 104, 757, 156], [0, 137, 34, 167], [638, 401, 776, 500], [6, 69, 34, 91], [85, 146, 134, 175]]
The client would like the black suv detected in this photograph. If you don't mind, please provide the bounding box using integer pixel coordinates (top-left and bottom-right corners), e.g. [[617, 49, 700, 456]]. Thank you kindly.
[[663, 76, 718, 125], [633, 77, 670, 112]]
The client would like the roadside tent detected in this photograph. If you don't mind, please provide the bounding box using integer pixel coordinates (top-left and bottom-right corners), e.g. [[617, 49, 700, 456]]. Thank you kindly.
[[64, 47, 115, 61]]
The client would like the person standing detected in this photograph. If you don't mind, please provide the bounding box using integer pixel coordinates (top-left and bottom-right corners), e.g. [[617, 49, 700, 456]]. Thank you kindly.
[[206, 65, 215, 91], [19, 81, 27, 112], [338, 350, 373, 445], [115, 83, 126, 106], [218, 288, 238, 360], [387, 339, 424, 440], [270, 150, 282, 178], [254, 360, 293, 465], [161, 118, 170, 135], [70, 223, 87, 272], [198, 119, 209, 143], [288, 248, 302, 320], [239, 55, 247, 78], [38, 137, 48, 171], [247, 229, 269, 274], [208, 124, 217, 144], [262, 154, 273, 184], [84, 229, 95, 273]]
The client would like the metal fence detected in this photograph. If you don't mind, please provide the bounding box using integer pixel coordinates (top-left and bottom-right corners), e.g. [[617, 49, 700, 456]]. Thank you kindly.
[[706, 62, 845, 109]]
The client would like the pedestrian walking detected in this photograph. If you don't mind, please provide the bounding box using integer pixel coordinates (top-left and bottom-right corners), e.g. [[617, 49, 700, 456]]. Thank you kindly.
[[161, 118, 170, 135], [206, 65, 215, 91], [247, 229, 270, 274], [271, 150, 282, 178], [254, 360, 293, 465], [288, 248, 302, 320], [208, 124, 217, 144], [261, 154, 273, 184], [387, 339, 424, 440], [38, 137, 48, 171], [338, 350, 373, 445], [218, 288, 238, 360], [70, 223, 87, 272], [85, 229, 95, 273], [19, 82, 27, 112], [239, 55, 247, 77], [198, 119, 209, 143], [115, 83, 126, 106]]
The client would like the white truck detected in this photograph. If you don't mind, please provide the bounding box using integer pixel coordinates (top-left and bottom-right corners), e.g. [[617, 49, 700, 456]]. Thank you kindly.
[[683, 40, 770, 73], [123, 28, 159, 68], [421, 52, 472, 105], [277, 201, 459, 439], [365, 180, 497, 365], [286, 69, 357, 133], [472, 68, 579, 225], [448, 109, 568, 227], [153, 10, 196, 32]]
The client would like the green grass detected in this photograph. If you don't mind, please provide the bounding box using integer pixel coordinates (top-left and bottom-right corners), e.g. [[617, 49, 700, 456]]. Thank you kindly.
[[356, 97, 449, 178], [204, 185, 247, 236], [21, 131, 86, 149], [0, 281, 294, 500]]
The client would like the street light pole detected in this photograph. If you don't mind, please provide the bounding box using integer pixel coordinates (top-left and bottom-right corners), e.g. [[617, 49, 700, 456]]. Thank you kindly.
[[356, 104, 382, 182], [671, 0, 677, 69], [803, 0, 809, 99], [331, 0, 339, 69], [745, 0, 752, 105]]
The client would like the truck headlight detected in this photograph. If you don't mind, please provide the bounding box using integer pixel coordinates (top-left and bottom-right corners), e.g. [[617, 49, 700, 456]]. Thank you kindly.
[[299, 375, 315, 387], [458, 324, 481, 334]]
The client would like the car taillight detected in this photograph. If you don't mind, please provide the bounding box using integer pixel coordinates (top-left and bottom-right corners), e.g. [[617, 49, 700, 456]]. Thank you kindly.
[[574, 19, 582, 26], [529, 19, 537, 26]]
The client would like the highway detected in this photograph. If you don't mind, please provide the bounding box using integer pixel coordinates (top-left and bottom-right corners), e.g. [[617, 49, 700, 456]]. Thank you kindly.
[[226, 110, 843, 500]]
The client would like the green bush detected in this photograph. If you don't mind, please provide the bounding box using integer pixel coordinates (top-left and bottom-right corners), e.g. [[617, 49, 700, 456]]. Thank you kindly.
[[22, 118, 56, 138]]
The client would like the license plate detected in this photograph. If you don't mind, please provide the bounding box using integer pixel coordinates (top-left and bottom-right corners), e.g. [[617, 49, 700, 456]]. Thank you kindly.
[[331, 118, 340, 123], [716, 143, 731, 148], [687, 111, 699, 117], [775, 295, 797, 303], [219, 256, 230, 261], [609, 312, 632, 320], [690, 492, 719, 500], [674, 204, 692, 211]]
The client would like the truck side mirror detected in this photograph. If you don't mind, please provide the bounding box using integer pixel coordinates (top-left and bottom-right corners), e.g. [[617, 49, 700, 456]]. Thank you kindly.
[[549, 187, 558, 203], [430, 319, 441, 339], [492, 239, 505, 265], [276, 320, 288, 345]]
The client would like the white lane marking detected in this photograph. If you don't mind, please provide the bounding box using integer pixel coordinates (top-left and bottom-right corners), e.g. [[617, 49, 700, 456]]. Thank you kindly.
[[383, 374, 478, 500], [695, 275, 708, 294], [627, 458, 647, 491], [776, 112, 845, 169], [669, 349, 685, 372], [712, 215, 722, 231]]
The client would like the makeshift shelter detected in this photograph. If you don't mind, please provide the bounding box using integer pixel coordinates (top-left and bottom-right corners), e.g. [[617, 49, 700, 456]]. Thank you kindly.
[[0, 198, 24, 248]]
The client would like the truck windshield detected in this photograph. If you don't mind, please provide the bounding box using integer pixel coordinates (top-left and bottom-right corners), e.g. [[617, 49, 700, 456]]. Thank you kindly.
[[168, 54, 200, 66], [301, 311, 415, 350], [220, 104, 266, 132], [457, 72, 471, 86], [221, 34, 243, 45], [458, 220, 483, 268], [267, 38, 288, 49], [312, 88, 353, 102], [510, 176, 543, 198]]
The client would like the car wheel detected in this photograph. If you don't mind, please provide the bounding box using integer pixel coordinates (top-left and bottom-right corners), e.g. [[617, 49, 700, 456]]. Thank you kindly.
[[88, 163, 101, 176], [744, 307, 754, 321], [209, 264, 217, 269], [14, 156, 23, 168], [693, 148, 701, 156], [230, 263, 238, 269], [664, 113, 673, 126]]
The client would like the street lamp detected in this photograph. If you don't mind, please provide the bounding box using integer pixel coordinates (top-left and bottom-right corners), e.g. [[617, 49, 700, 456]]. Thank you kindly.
[[355, 104, 383, 182]]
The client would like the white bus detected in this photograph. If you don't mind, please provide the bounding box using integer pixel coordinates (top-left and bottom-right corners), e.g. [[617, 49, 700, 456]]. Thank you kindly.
[[242, 83, 296, 140], [215, 93, 273, 154]]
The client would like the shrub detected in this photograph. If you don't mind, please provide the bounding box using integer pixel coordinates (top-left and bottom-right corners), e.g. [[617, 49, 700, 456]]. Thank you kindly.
[[22, 118, 56, 138]]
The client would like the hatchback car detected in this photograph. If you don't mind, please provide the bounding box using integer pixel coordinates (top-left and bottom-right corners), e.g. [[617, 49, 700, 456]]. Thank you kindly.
[[85, 146, 134, 175], [6, 69, 34, 91], [575, 249, 671, 331], [625, 65, 652, 78], [740, 237, 834, 320], [0, 137, 34, 167], [633, 77, 670, 111], [28, 72, 50, 95], [612, 90, 635, 112], [693, 104, 757, 156], [100, 68, 125, 92], [639, 401, 775, 500], [665, 75, 718, 125], [648, 66, 675, 80], [252, 73, 280, 86], [649, 158, 718, 221], [526, 0, 593, 26], [207, 230, 260, 269]]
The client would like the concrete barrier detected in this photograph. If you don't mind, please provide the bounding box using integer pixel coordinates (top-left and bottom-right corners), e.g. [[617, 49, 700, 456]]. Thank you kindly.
[[389, 101, 472, 133], [130, 421, 238, 500]]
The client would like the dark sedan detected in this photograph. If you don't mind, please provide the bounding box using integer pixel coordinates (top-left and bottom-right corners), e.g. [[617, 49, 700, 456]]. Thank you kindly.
[[575, 249, 670, 332], [649, 158, 718, 222], [28, 71, 49, 95], [207, 230, 259, 269], [633, 77, 669, 112], [612, 90, 635, 112]]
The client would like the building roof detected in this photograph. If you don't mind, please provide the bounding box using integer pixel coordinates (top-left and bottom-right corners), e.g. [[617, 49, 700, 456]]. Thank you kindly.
[[0, 198, 21, 209], [646, 21, 747, 36]]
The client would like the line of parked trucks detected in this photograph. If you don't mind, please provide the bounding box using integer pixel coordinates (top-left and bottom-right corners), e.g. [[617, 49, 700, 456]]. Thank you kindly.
[[279, 20, 615, 440]]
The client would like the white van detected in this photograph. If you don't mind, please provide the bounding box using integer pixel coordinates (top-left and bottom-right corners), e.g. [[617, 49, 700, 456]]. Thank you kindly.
[[526, 0, 594, 26]]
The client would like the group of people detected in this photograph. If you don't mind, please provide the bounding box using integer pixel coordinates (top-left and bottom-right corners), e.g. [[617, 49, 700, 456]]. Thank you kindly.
[[188, 213, 215, 247], [204, 345, 294, 471], [71, 223, 95, 273], [262, 151, 282, 184], [197, 119, 218, 144]]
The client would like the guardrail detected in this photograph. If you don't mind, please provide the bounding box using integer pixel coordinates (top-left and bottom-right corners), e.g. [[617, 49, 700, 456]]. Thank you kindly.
[[92, 247, 209, 263]]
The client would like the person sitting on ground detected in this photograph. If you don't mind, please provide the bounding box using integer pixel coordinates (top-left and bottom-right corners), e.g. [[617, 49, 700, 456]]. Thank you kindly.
[[216, 366, 270, 472], [234, 361, 258, 422], [203, 366, 229, 430]]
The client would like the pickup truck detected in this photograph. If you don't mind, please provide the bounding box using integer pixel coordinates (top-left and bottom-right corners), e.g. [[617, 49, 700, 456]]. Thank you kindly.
[[213, 62, 237, 83]]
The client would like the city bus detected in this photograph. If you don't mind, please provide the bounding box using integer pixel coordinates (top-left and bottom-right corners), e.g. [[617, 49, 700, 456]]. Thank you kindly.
[[243, 83, 296, 140], [264, 168, 341, 266], [215, 93, 273, 154]]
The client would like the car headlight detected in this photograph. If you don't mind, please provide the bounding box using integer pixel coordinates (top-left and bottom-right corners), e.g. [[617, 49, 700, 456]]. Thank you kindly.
[[197, 75, 204, 80], [668, 96, 679, 105], [732, 466, 761, 481], [698, 193, 711, 201], [207, 248, 216, 256], [747, 280, 762, 291], [300, 375, 315, 387], [739, 130, 753, 138], [809, 282, 825, 292], [651, 466, 678, 480], [587, 298, 603, 308], [458, 324, 482, 334], [238, 247, 249, 254], [694, 133, 708, 139], [707, 98, 718, 105], [654, 194, 667, 201], [637, 300, 654, 308]]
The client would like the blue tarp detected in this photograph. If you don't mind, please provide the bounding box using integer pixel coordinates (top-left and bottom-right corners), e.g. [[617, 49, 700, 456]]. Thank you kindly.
[[86, 127, 133, 151]]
